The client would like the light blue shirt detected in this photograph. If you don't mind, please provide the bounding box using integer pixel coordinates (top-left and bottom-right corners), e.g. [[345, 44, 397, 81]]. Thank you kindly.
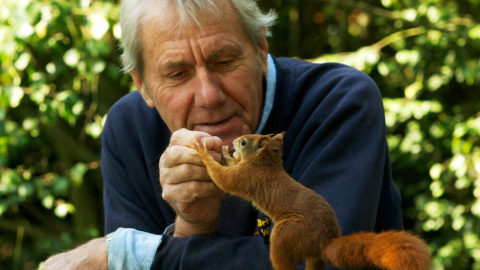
[[255, 54, 277, 134], [107, 54, 277, 270], [107, 228, 163, 270]]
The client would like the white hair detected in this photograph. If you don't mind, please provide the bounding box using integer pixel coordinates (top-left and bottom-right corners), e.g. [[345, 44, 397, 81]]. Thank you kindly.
[[119, 0, 277, 74]]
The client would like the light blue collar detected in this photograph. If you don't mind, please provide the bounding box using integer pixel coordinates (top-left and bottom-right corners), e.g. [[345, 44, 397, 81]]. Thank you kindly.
[[255, 54, 276, 134]]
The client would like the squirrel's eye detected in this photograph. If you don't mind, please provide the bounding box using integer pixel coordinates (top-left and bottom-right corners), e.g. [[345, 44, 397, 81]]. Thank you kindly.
[[241, 139, 246, 146]]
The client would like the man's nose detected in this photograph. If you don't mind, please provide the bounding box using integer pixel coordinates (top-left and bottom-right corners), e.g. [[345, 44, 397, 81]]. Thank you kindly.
[[194, 68, 226, 109]]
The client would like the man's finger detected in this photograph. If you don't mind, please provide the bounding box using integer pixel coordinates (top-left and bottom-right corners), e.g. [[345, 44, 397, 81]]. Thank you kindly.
[[162, 180, 218, 203], [160, 145, 199, 168], [161, 145, 222, 168], [170, 128, 210, 146], [160, 164, 210, 185]]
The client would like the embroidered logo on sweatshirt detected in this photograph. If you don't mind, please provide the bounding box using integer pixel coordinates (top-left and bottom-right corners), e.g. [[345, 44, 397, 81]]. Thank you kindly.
[[254, 214, 272, 243]]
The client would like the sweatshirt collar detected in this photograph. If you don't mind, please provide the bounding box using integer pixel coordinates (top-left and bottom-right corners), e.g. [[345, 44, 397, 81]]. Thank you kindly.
[[255, 54, 277, 134]]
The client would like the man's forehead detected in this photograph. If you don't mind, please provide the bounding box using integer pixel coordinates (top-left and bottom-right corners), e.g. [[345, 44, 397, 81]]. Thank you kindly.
[[140, 2, 249, 54], [142, 0, 236, 33], [140, 1, 246, 44]]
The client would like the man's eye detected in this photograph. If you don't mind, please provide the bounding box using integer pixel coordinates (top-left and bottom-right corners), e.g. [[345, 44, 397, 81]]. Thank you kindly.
[[216, 59, 234, 67], [169, 71, 185, 79], [218, 60, 233, 65]]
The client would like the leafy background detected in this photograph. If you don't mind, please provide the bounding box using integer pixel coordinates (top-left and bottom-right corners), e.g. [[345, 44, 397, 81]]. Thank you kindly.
[[1, 0, 479, 269]]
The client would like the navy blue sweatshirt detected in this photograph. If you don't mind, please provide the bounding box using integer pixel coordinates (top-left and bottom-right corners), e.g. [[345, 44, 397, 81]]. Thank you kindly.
[[101, 56, 402, 269]]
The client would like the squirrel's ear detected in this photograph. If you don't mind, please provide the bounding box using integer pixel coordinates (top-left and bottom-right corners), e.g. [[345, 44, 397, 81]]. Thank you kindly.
[[272, 132, 285, 143], [267, 133, 284, 152], [258, 136, 269, 148]]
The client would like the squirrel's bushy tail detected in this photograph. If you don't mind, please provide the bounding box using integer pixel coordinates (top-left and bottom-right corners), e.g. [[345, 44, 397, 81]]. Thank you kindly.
[[323, 231, 430, 270]]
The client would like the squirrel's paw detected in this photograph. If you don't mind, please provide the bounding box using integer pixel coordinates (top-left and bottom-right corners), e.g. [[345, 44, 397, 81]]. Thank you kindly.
[[221, 145, 236, 166], [189, 142, 202, 153]]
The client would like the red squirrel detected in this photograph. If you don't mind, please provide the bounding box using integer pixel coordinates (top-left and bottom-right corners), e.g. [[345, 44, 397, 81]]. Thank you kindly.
[[190, 133, 430, 270]]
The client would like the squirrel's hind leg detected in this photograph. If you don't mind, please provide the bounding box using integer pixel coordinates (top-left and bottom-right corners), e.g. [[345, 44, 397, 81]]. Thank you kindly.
[[305, 257, 324, 270], [269, 228, 298, 270]]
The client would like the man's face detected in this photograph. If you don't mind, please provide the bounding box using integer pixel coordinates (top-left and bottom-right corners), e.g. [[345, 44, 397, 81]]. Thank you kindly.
[[130, 1, 268, 146]]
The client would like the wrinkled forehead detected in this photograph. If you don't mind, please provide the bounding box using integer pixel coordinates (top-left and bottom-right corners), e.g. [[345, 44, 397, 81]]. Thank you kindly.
[[141, 0, 237, 36]]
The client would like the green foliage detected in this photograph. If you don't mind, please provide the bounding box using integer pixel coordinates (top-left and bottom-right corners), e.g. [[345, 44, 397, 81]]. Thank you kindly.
[[1, 0, 129, 268], [285, 0, 480, 269], [1, 0, 479, 269]]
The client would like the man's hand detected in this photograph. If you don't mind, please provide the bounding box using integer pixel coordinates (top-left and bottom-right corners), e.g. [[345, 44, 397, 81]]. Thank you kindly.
[[41, 237, 107, 270], [160, 128, 225, 238]]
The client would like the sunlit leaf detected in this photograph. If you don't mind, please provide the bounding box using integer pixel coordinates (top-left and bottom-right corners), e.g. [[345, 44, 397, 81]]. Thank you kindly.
[[54, 200, 75, 218], [89, 13, 109, 40], [5, 86, 24, 108], [63, 49, 80, 67], [468, 25, 480, 39], [70, 163, 87, 187]]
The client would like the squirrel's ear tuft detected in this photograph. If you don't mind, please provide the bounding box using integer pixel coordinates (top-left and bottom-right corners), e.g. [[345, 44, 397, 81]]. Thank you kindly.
[[272, 132, 285, 144], [267, 132, 284, 152]]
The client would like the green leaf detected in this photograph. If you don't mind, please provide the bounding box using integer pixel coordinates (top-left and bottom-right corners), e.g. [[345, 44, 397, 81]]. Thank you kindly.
[[70, 163, 87, 187]]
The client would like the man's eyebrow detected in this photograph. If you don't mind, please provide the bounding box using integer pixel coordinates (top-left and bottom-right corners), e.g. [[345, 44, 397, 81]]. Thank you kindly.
[[207, 45, 242, 59], [161, 61, 190, 71], [159, 45, 242, 71]]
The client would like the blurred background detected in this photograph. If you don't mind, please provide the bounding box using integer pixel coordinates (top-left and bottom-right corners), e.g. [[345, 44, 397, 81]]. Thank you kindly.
[[1, 0, 479, 269]]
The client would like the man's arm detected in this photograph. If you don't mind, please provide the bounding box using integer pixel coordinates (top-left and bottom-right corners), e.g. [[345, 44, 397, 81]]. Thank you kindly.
[[158, 128, 225, 238], [151, 233, 271, 269], [41, 238, 107, 270]]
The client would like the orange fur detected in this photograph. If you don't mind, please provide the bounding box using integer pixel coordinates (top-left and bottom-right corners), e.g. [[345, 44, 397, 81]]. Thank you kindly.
[[190, 133, 430, 270], [324, 231, 431, 270]]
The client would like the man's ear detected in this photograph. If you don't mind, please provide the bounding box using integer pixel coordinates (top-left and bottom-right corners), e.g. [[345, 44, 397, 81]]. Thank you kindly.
[[130, 71, 155, 108], [256, 32, 269, 76]]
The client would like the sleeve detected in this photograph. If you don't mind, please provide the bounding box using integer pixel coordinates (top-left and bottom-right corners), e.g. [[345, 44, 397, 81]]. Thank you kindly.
[[101, 117, 167, 235], [150, 197, 276, 269], [284, 67, 403, 235], [151, 234, 272, 269], [107, 228, 163, 270]]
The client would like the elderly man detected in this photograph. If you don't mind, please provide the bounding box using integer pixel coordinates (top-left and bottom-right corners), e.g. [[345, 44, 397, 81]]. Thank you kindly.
[[43, 0, 402, 269]]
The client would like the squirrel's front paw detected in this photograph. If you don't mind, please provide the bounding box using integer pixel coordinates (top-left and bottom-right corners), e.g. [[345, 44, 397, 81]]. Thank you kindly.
[[221, 145, 235, 166], [189, 141, 209, 155], [189, 142, 201, 153]]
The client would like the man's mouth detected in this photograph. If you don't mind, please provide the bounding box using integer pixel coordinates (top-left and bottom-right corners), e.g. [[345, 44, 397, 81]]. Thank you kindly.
[[202, 118, 229, 126], [193, 116, 235, 135]]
